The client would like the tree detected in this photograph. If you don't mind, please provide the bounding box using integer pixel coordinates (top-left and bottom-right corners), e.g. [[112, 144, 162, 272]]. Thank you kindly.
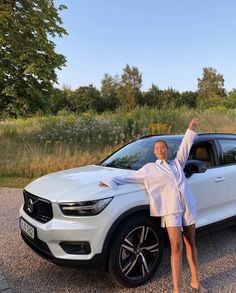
[[100, 73, 119, 111], [158, 88, 181, 109], [228, 89, 236, 100], [0, 0, 67, 117], [117, 65, 142, 111], [226, 88, 236, 108], [72, 84, 102, 112], [48, 86, 73, 114], [197, 67, 226, 104], [140, 84, 162, 107], [180, 91, 198, 108]]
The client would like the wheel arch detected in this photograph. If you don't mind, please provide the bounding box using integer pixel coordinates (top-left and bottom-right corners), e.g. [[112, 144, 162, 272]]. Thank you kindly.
[[102, 205, 162, 269]]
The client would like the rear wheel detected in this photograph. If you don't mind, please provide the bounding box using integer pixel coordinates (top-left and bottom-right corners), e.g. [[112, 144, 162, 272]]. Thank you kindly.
[[108, 215, 164, 287]]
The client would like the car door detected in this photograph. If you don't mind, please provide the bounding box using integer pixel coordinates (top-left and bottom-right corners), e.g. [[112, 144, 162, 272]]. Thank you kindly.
[[187, 139, 230, 228], [217, 138, 236, 218]]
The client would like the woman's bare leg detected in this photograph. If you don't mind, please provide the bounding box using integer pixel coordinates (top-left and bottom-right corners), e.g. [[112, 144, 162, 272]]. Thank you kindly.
[[183, 224, 208, 293], [166, 226, 183, 293]]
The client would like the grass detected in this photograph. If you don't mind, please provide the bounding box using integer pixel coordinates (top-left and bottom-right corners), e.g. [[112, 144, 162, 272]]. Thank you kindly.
[[0, 177, 31, 188], [0, 136, 120, 188], [1, 107, 236, 188]]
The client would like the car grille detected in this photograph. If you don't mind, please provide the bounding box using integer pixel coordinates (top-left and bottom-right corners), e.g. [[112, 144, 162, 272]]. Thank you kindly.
[[23, 190, 53, 223]]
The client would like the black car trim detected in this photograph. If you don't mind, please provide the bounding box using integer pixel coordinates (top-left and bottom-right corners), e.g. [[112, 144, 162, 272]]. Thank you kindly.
[[196, 215, 236, 234], [21, 232, 106, 267]]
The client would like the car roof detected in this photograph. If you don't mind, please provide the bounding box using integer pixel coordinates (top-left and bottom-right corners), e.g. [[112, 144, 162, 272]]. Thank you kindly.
[[138, 132, 236, 141], [198, 132, 236, 138]]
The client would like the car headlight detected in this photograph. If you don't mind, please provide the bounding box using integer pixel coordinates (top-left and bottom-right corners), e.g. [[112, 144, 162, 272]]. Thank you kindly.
[[59, 197, 113, 216]]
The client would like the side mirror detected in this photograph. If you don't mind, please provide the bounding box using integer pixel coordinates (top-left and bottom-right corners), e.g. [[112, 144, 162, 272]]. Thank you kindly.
[[184, 160, 207, 178]]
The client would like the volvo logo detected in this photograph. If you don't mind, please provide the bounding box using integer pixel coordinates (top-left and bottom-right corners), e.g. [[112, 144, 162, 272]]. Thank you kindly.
[[27, 198, 34, 213]]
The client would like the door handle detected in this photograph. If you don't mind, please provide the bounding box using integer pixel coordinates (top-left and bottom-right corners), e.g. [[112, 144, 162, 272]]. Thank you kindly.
[[214, 177, 225, 183]]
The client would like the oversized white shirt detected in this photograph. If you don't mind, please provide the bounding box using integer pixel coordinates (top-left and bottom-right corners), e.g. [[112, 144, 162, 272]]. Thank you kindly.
[[105, 129, 197, 217]]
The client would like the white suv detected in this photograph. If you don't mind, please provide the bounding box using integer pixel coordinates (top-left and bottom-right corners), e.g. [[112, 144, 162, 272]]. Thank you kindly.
[[19, 133, 236, 287]]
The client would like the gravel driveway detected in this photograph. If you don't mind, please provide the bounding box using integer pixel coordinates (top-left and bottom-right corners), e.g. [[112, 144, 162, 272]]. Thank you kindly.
[[0, 187, 236, 293]]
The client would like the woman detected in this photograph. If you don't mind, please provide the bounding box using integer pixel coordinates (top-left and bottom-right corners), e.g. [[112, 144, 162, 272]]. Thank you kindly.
[[100, 117, 208, 293]]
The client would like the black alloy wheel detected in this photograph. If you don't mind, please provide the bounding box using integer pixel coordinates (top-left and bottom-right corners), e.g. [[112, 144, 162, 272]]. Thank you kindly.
[[108, 215, 164, 287]]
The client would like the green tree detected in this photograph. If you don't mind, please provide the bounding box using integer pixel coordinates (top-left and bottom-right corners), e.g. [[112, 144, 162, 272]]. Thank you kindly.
[[197, 67, 226, 104], [226, 88, 236, 108], [100, 73, 119, 111], [140, 84, 162, 107], [228, 89, 236, 100], [180, 91, 198, 108], [117, 65, 142, 111], [158, 88, 181, 109], [48, 86, 73, 114], [0, 0, 67, 117], [72, 85, 102, 112]]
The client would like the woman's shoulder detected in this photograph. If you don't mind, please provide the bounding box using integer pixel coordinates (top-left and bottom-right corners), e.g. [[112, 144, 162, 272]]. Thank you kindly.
[[143, 162, 156, 169]]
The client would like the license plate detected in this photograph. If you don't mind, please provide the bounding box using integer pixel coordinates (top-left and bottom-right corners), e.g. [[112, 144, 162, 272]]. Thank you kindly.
[[20, 218, 35, 239]]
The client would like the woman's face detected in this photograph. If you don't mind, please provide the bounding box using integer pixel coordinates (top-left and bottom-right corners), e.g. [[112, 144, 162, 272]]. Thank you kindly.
[[153, 141, 168, 160]]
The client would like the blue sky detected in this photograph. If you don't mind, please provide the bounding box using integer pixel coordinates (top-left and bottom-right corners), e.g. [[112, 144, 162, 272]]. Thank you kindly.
[[54, 0, 236, 92]]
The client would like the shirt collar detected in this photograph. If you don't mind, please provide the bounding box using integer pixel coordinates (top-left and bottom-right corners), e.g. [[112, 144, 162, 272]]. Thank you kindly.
[[156, 159, 171, 165], [156, 159, 165, 164]]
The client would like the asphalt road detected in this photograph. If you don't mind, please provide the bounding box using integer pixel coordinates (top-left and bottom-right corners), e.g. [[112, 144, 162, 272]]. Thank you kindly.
[[0, 188, 236, 293]]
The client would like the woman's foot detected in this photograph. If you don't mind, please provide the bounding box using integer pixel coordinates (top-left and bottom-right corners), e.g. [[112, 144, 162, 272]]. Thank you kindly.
[[190, 282, 209, 293]]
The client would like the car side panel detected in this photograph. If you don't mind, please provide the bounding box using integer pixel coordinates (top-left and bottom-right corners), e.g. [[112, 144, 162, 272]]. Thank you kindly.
[[188, 167, 229, 228], [223, 165, 236, 217]]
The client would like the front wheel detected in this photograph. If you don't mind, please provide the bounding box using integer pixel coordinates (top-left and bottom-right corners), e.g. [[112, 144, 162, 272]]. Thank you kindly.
[[108, 215, 164, 287]]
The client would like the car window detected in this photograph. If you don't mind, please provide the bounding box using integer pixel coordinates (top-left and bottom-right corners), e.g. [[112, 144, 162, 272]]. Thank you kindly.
[[218, 139, 236, 165], [188, 142, 216, 168], [100, 137, 181, 170]]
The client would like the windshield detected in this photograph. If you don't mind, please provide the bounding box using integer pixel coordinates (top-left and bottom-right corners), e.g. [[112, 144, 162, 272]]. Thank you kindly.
[[99, 136, 182, 170]]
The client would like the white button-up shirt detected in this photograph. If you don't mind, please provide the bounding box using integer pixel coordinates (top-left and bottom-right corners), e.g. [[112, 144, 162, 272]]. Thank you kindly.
[[105, 129, 197, 217]]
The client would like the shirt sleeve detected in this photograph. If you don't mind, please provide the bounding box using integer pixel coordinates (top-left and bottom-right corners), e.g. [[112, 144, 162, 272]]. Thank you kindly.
[[102, 166, 146, 190], [175, 129, 197, 167]]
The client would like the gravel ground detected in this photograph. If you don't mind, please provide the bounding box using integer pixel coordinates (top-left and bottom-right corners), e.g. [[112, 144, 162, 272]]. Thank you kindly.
[[0, 187, 236, 293]]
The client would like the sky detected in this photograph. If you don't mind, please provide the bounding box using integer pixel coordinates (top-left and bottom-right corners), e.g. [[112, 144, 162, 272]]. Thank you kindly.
[[54, 0, 236, 92]]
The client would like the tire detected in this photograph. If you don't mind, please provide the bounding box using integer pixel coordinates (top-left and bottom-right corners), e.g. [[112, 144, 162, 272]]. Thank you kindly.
[[108, 215, 164, 287]]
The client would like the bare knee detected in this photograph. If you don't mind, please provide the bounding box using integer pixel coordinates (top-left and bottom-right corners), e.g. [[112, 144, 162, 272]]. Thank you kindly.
[[183, 234, 196, 248], [183, 224, 196, 248], [170, 240, 183, 255], [167, 227, 183, 255]]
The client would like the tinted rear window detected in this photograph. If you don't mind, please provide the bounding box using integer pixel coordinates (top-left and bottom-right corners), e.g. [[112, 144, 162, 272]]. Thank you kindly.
[[218, 139, 236, 165]]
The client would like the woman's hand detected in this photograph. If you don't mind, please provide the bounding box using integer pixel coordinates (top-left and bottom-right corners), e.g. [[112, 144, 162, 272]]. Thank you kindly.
[[99, 181, 108, 187], [188, 117, 199, 130]]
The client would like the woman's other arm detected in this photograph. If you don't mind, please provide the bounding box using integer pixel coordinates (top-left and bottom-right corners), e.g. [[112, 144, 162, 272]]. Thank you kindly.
[[175, 117, 199, 167], [99, 166, 146, 190]]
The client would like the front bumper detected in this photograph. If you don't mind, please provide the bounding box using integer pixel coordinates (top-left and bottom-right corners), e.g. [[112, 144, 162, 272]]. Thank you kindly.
[[19, 203, 113, 265], [20, 231, 106, 267]]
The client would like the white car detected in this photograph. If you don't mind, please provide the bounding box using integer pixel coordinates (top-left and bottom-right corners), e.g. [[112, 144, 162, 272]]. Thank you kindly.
[[19, 133, 236, 287]]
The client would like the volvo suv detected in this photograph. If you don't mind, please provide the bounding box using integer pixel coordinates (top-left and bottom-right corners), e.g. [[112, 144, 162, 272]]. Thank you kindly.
[[19, 133, 236, 287]]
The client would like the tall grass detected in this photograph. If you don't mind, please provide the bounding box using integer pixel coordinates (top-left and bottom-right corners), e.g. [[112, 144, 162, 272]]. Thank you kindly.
[[1, 108, 236, 187]]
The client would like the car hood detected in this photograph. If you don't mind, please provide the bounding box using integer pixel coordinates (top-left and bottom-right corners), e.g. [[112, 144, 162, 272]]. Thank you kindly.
[[25, 165, 145, 203]]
